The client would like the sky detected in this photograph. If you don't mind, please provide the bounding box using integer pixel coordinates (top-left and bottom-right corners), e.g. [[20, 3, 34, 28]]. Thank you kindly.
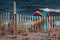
[[0, 0, 60, 16], [0, 0, 60, 12]]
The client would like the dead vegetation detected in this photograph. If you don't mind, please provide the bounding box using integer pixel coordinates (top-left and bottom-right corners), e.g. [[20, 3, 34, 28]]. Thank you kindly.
[[46, 28, 60, 40]]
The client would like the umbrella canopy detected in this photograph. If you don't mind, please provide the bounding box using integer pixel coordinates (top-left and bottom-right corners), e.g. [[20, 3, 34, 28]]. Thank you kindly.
[[33, 10, 48, 16], [33, 10, 54, 31]]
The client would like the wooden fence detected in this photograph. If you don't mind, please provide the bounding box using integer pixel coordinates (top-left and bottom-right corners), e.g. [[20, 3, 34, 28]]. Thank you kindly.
[[0, 13, 60, 40]]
